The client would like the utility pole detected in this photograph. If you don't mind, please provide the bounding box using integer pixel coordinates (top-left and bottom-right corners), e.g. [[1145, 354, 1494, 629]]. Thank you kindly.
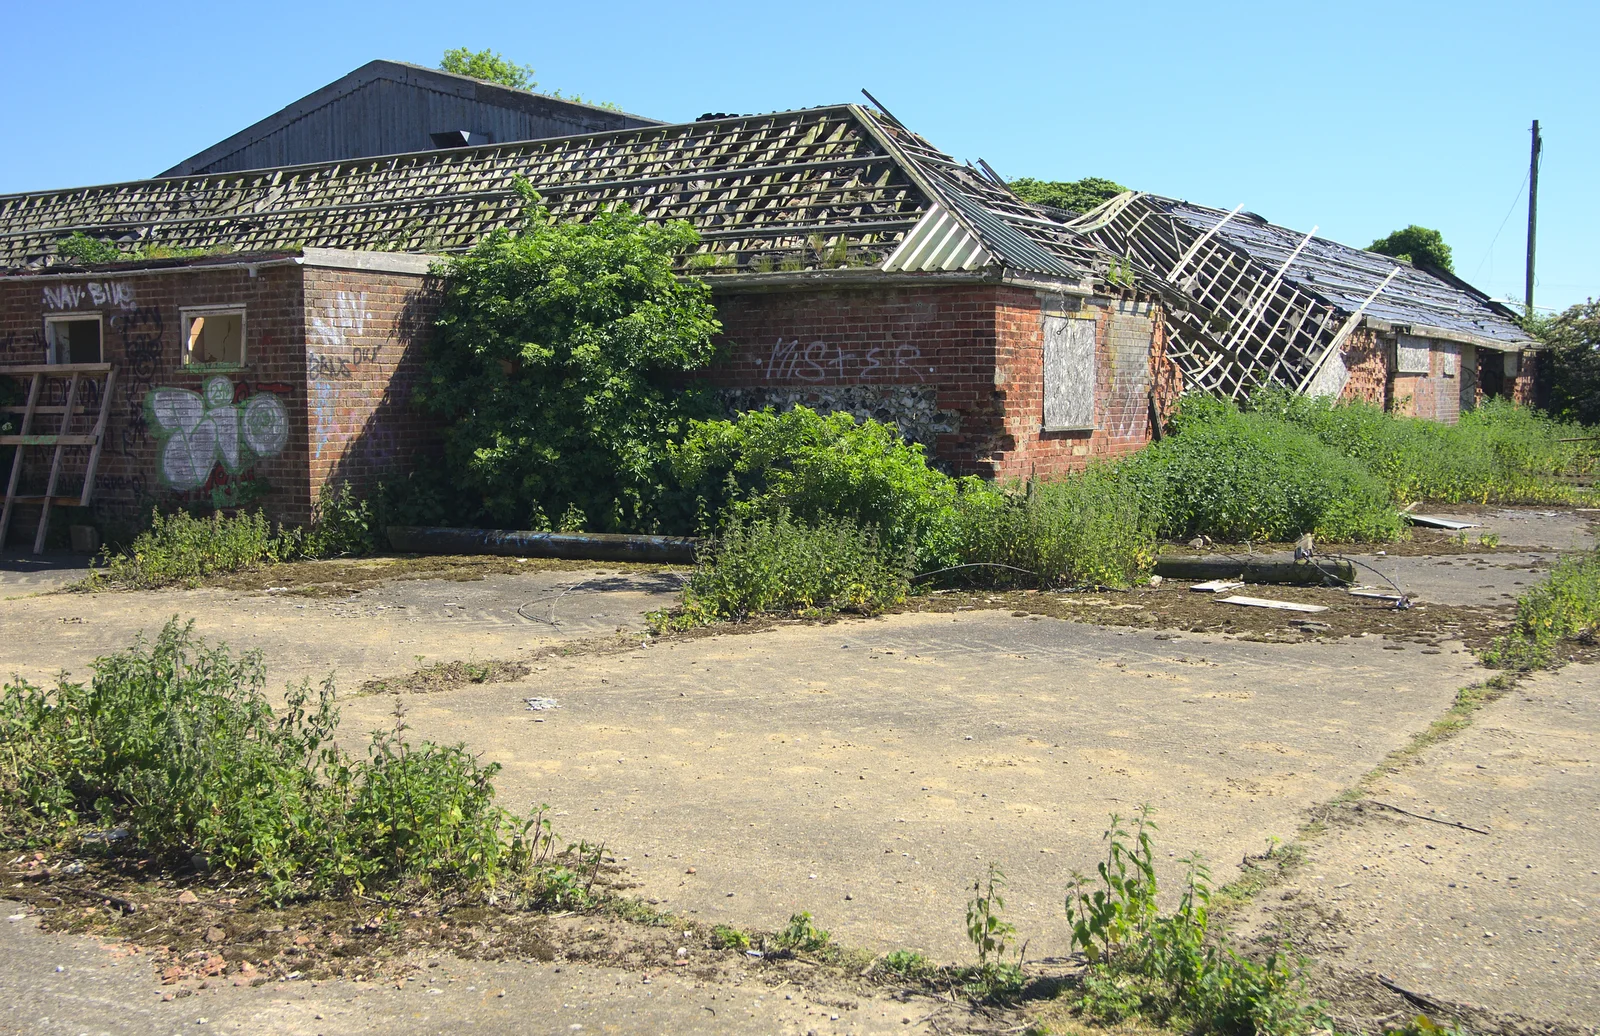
[[1525, 119, 1542, 317]]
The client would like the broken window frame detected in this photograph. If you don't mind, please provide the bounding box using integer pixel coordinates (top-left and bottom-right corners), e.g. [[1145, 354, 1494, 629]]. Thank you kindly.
[[180, 305, 247, 369], [42, 312, 104, 365]]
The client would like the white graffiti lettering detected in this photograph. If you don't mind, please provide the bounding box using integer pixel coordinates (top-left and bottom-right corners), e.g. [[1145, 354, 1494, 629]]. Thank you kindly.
[[43, 281, 134, 310], [764, 338, 926, 382], [144, 377, 289, 491]]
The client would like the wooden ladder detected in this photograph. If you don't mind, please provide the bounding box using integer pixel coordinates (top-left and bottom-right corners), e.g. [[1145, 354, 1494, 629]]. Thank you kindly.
[[0, 363, 118, 555]]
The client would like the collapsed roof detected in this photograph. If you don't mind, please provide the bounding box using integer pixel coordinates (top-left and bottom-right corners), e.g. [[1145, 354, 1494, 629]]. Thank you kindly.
[[1066, 192, 1534, 398], [0, 103, 1109, 292]]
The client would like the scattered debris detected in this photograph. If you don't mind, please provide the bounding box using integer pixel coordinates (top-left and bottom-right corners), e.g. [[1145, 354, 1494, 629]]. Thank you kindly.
[[1190, 579, 1245, 593], [1290, 620, 1333, 632], [1349, 589, 1407, 603], [1216, 595, 1329, 614], [524, 698, 560, 711]]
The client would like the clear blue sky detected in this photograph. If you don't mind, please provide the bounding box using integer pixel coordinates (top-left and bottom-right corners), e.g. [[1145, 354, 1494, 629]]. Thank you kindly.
[[3, 0, 1593, 312]]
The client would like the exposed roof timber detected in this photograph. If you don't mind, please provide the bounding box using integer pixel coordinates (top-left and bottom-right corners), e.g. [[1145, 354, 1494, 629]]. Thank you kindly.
[[0, 103, 1113, 288], [1063, 191, 1532, 398]]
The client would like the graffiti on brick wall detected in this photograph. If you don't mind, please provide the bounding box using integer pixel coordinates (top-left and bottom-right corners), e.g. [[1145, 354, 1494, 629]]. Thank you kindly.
[[145, 376, 290, 491], [764, 338, 929, 382], [308, 291, 376, 460], [115, 307, 166, 457], [720, 385, 958, 446], [43, 281, 136, 311], [0, 329, 41, 358]]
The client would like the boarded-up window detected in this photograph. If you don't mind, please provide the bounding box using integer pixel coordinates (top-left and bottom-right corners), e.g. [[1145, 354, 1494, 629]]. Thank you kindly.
[[1503, 351, 1521, 377], [1440, 341, 1460, 377], [1043, 315, 1096, 431], [1396, 334, 1431, 374]]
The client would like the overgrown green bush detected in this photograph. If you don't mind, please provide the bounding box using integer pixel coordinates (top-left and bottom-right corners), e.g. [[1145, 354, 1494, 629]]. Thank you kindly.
[[422, 190, 721, 530], [1250, 389, 1596, 505], [669, 406, 969, 558], [1063, 807, 1328, 1035], [1126, 397, 1406, 542], [663, 511, 912, 626], [671, 406, 1157, 589], [1482, 549, 1600, 670], [0, 621, 587, 904], [87, 509, 300, 588]]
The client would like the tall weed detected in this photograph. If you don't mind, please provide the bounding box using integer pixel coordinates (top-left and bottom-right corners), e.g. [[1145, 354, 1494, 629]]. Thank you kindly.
[[1251, 390, 1596, 505], [1127, 400, 1406, 542], [1063, 806, 1328, 1035], [1482, 549, 1600, 670]]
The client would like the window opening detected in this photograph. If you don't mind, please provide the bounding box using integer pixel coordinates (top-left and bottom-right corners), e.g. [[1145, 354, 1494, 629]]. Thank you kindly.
[[43, 315, 103, 364], [182, 308, 245, 366]]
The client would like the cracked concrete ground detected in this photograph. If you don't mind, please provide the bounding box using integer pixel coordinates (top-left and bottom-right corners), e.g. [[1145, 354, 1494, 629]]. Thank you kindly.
[[1, 505, 1594, 1033]]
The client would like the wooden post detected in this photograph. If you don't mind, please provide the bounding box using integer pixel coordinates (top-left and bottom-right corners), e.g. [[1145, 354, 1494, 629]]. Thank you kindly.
[[1525, 119, 1541, 317]]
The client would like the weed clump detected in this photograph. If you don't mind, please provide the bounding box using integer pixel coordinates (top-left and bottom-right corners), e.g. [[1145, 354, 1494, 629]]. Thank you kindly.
[[662, 511, 912, 627], [1482, 549, 1600, 670], [0, 620, 592, 905], [1062, 806, 1328, 1035], [86, 509, 300, 589]]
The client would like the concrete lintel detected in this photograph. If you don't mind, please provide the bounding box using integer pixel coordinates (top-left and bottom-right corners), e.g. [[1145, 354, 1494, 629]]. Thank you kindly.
[[297, 248, 441, 275], [1364, 318, 1535, 353], [706, 267, 1093, 297]]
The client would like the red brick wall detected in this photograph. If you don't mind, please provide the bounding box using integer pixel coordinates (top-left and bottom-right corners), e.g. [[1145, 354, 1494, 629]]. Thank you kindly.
[[0, 264, 311, 528], [991, 294, 1167, 480], [302, 267, 440, 508], [709, 285, 1007, 474], [709, 283, 1167, 479], [1340, 329, 1388, 406]]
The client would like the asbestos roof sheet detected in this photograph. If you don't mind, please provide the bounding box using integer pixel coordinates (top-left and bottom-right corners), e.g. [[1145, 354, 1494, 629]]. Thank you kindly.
[[1159, 197, 1530, 348], [0, 105, 1104, 285]]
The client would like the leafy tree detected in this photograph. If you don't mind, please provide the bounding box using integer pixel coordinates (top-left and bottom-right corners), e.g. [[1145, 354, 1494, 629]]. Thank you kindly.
[[1008, 176, 1128, 214], [1529, 300, 1600, 426], [1368, 225, 1454, 272], [439, 48, 537, 90], [419, 188, 722, 531]]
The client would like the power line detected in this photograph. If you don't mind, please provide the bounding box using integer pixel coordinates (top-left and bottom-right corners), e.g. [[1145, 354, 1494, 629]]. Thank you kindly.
[[1471, 165, 1530, 283]]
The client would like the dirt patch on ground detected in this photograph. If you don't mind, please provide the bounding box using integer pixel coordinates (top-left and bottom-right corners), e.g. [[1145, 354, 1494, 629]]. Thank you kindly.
[[904, 583, 1514, 651], [209, 555, 684, 597], [0, 854, 1005, 1032]]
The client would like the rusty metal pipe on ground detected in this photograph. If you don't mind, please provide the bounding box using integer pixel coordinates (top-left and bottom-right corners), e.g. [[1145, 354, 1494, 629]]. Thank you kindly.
[[386, 526, 699, 564]]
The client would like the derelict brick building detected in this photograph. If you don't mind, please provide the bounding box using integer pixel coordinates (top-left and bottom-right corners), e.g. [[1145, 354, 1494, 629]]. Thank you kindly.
[[0, 91, 1540, 545], [0, 103, 1171, 538]]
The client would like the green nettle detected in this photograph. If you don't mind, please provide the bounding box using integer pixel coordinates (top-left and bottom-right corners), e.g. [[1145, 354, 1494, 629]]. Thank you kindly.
[[421, 194, 722, 530]]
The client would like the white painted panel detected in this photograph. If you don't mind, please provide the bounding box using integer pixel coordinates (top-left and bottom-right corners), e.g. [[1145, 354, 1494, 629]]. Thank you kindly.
[[1044, 316, 1096, 431], [1396, 333, 1431, 374]]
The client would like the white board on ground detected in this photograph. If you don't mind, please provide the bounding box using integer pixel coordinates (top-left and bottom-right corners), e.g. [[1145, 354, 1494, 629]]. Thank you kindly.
[[1190, 579, 1246, 593], [1406, 514, 1479, 530], [1217, 595, 1330, 613]]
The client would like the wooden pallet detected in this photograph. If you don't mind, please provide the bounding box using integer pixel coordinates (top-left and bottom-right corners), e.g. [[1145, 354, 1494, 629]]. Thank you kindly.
[[0, 363, 118, 555]]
